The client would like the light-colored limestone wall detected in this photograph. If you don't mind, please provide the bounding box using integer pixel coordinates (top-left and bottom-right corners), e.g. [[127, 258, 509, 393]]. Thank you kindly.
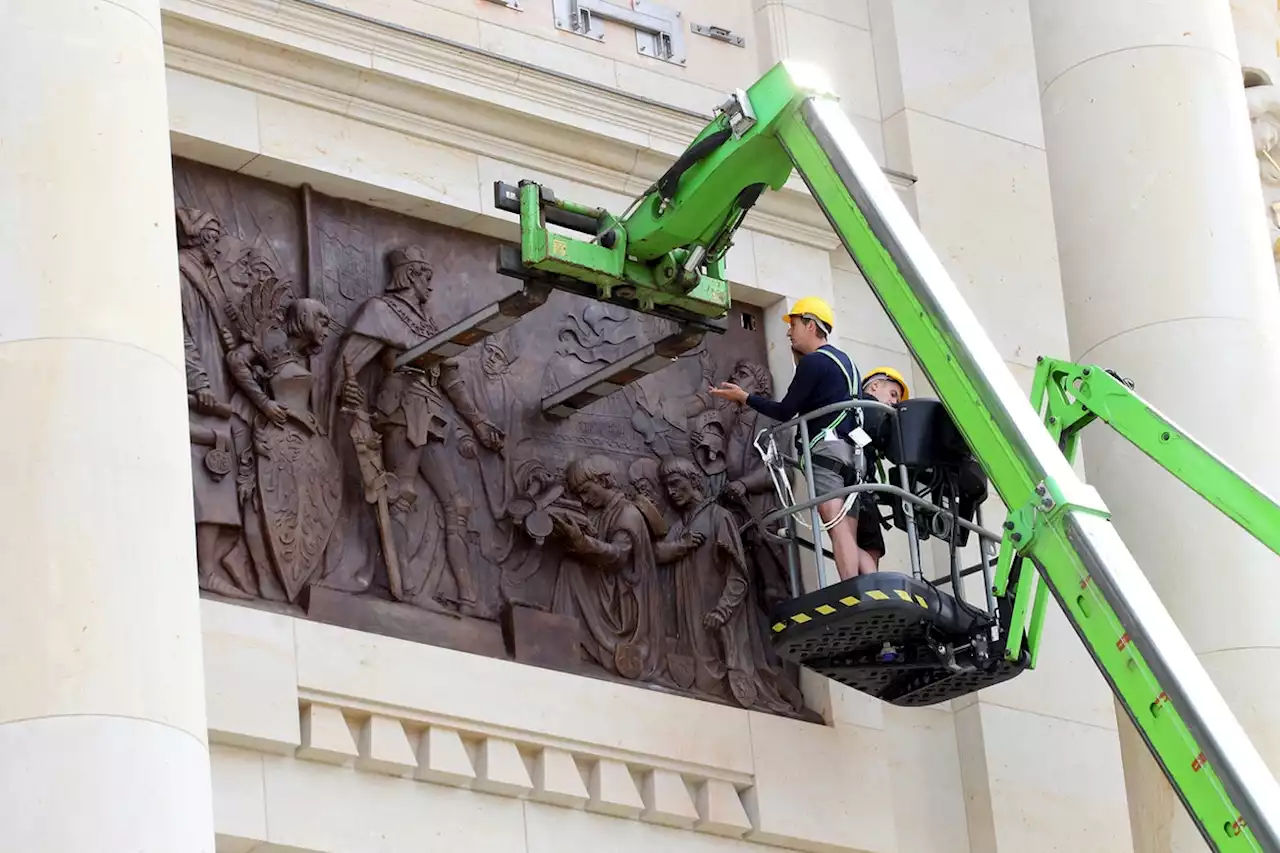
[[1234, 0, 1280, 83], [161, 0, 845, 262], [163, 4, 917, 853], [155, 1, 1139, 851], [205, 600, 898, 853], [867, 2, 1133, 851], [753, 0, 885, 166], [173, 0, 758, 115]]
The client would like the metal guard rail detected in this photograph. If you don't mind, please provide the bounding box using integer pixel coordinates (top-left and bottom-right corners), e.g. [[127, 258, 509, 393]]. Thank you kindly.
[[752, 397, 1003, 616]]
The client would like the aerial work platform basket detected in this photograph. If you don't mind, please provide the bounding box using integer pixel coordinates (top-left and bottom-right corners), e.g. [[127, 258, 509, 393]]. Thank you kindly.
[[756, 397, 1031, 707]]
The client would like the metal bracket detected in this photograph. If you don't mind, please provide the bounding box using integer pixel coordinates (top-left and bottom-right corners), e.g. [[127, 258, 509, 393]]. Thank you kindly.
[[483, 0, 522, 9], [541, 328, 704, 418], [691, 22, 744, 47], [393, 284, 551, 371], [714, 89, 756, 138], [553, 0, 687, 65]]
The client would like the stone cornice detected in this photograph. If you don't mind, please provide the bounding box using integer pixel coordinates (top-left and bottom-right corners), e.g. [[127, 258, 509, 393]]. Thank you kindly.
[[203, 600, 894, 853], [161, 0, 912, 251]]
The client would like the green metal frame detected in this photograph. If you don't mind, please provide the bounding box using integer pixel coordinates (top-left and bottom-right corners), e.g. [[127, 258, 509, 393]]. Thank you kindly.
[[500, 61, 1280, 851], [1031, 358, 1280, 557], [513, 181, 727, 319]]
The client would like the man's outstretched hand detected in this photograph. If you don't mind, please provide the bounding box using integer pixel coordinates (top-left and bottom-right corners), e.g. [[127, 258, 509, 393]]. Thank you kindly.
[[708, 382, 748, 405]]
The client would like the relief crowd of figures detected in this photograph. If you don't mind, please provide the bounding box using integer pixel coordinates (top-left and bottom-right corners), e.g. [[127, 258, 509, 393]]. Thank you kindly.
[[175, 189, 809, 718]]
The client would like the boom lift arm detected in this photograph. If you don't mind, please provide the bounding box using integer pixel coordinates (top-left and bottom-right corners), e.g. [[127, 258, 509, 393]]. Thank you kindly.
[[495, 61, 1280, 851]]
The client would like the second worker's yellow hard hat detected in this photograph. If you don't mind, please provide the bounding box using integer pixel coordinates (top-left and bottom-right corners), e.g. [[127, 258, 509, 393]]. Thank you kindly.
[[782, 296, 836, 331], [863, 366, 911, 401]]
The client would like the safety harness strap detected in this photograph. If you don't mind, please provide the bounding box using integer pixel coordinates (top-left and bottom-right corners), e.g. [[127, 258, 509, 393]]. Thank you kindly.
[[806, 346, 861, 449], [799, 347, 865, 492]]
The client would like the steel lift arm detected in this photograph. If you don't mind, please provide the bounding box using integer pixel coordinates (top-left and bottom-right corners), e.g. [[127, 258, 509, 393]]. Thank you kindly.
[[496, 61, 1280, 851]]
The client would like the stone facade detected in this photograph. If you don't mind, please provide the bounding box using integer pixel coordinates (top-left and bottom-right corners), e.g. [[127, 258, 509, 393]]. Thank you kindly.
[[4, 1, 1279, 852], [163, 2, 1128, 850]]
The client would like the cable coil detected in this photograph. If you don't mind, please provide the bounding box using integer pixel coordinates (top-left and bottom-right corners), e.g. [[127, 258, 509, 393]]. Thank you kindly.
[[753, 428, 860, 533]]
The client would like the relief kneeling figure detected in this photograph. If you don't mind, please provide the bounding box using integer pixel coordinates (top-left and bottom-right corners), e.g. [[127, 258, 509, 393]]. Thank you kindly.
[[551, 454, 673, 682]]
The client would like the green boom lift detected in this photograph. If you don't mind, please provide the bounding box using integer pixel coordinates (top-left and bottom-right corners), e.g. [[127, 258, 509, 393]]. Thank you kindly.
[[406, 61, 1280, 850]]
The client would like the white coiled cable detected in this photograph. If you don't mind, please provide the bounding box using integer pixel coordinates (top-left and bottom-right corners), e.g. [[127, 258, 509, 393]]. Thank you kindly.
[[753, 428, 860, 533]]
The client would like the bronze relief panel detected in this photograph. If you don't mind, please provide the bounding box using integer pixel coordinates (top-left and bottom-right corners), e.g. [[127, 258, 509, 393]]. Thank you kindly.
[[173, 157, 816, 721]]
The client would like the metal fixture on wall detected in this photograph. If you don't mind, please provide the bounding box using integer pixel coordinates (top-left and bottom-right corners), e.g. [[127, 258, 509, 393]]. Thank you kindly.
[[691, 23, 744, 48], [552, 0, 687, 65]]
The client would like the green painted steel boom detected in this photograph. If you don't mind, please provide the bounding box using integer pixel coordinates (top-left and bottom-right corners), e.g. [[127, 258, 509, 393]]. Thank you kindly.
[[498, 61, 1280, 850]]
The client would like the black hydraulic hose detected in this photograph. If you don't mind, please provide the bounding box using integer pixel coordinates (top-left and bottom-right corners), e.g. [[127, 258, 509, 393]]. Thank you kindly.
[[735, 181, 767, 210], [706, 182, 769, 267], [655, 127, 733, 202]]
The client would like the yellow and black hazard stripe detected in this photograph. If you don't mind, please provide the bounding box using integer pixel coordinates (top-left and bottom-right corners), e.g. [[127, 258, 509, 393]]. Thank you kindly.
[[772, 588, 930, 634]]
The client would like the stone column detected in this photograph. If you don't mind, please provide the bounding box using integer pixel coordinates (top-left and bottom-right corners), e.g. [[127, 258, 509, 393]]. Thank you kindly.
[[0, 2, 216, 851], [1029, 1, 1280, 849]]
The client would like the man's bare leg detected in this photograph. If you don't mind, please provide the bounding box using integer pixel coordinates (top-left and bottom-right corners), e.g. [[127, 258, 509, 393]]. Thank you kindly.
[[818, 498, 863, 582]]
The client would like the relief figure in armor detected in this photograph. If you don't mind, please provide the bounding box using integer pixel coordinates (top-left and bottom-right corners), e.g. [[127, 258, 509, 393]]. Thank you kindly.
[[685, 359, 792, 607], [328, 246, 504, 615], [689, 409, 730, 491], [178, 207, 257, 600], [550, 454, 682, 681], [657, 456, 806, 715], [226, 273, 342, 603]]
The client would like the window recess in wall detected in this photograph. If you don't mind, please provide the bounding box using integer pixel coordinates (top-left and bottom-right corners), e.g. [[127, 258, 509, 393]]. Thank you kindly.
[[553, 0, 687, 65]]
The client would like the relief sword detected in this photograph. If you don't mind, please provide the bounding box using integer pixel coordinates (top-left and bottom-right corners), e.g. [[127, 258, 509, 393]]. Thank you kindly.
[[340, 356, 405, 601]]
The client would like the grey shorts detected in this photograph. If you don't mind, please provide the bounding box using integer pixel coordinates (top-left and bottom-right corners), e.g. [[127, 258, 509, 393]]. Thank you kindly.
[[807, 440, 864, 499]]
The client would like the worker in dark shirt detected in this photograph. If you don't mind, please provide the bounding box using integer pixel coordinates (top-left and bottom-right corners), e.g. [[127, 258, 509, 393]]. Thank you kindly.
[[709, 296, 871, 581]]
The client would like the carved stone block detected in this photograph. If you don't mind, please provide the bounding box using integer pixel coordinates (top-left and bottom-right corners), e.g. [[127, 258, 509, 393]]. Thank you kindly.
[[501, 603, 583, 671], [415, 726, 476, 788], [532, 748, 590, 808], [297, 703, 359, 766], [302, 586, 507, 660], [355, 715, 418, 777]]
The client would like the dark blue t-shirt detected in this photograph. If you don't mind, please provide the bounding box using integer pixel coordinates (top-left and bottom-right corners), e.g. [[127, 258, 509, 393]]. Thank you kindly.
[[746, 344, 860, 442]]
